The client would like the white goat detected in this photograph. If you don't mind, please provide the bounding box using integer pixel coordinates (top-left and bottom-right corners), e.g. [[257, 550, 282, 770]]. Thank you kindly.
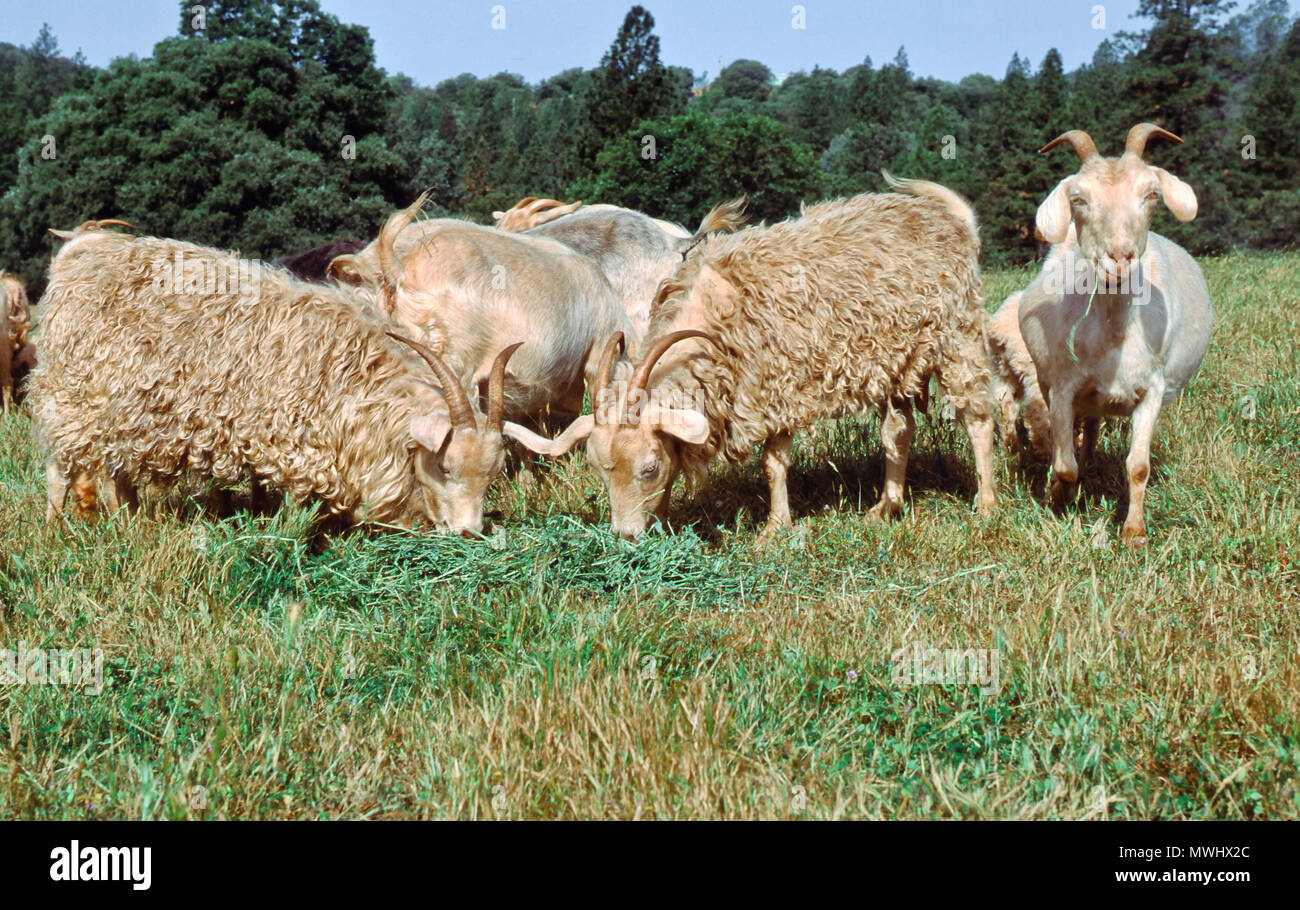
[[1016, 123, 1213, 545]]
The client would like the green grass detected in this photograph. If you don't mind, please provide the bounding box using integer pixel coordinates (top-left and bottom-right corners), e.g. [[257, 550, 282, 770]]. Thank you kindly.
[[1, 252, 1297, 819]]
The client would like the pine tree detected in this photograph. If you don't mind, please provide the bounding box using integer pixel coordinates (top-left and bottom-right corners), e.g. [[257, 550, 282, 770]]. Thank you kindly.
[[576, 6, 684, 166]]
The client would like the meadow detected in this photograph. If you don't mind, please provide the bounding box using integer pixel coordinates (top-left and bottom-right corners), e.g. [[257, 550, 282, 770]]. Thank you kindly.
[[0, 253, 1296, 820]]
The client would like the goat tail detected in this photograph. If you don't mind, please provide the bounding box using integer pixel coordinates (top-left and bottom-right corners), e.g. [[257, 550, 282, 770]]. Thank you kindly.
[[376, 191, 429, 313], [680, 197, 748, 259], [881, 170, 978, 236], [692, 198, 748, 239]]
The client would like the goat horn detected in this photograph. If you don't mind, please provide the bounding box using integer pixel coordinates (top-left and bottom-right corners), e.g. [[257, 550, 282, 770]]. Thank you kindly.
[[387, 331, 476, 431], [1039, 130, 1099, 163], [593, 332, 625, 426], [627, 329, 720, 404], [487, 342, 524, 433], [1125, 122, 1183, 159]]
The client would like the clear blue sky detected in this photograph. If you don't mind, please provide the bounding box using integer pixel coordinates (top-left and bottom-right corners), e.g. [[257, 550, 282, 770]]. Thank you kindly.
[[0, 0, 1147, 85]]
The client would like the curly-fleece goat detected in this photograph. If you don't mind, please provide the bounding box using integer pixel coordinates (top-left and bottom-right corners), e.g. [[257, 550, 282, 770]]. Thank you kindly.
[[30, 226, 528, 534], [987, 290, 1052, 460], [518, 174, 999, 539], [2, 270, 33, 415]]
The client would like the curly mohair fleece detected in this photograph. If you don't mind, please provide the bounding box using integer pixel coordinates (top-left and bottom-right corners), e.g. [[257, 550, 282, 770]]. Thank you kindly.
[[30, 230, 451, 525], [645, 188, 993, 477], [2, 271, 32, 406]]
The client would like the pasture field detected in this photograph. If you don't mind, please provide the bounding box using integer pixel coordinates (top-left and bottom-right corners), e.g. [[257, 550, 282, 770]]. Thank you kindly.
[[0, 253, 1296, 820]]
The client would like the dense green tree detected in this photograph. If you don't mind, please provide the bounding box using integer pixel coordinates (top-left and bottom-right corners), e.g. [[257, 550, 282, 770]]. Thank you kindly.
[[0, 26, 90, 190], [576, 109, 822, 227], [712, 59, 773, 102], [769, 66, 846, 152], [576, 6, 685, 166], [0, 27, 402, 288]]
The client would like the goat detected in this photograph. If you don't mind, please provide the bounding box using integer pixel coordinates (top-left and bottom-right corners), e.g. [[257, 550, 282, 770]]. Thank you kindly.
[[373, 194, 637, 423], [524, 201, 746, 337], [2, 270, 33, 416], [513, 175, 999, 539], [30, 224, 531, 535], [987, 290, 1051, 460], [1016, 123, 1213, 545], [332, 199, 746, 340]]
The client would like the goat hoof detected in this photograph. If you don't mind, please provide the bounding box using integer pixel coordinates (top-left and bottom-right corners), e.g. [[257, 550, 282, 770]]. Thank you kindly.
[[1120, 525, 1148, 548], [1049, 477, 1077, 511], [867, 499, 902, 521]]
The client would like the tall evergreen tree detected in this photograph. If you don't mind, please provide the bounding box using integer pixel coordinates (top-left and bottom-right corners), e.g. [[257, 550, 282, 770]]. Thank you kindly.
[[576, 6, 684, 166]]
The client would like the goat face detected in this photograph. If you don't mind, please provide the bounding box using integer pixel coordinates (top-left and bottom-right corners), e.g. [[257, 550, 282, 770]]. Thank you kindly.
[[410, 419, 507, 536], [392, 334, 524, 537], [1036, 124, 1198, 284], [585, 413, 700, 540]]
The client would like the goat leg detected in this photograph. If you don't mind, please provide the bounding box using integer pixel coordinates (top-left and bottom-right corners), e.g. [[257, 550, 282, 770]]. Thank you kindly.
[[759, 431, 794, 538], [869, 401, 915, 520], [1121, 382, 1164, 547]]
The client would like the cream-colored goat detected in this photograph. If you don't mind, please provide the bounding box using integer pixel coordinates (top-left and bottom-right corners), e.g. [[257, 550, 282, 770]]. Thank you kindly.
[[1016, 123, 1213, 545]]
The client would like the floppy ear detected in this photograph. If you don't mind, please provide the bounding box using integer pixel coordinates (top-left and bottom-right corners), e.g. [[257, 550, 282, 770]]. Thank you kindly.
[[646, 406, 711, 445], [502, 415, 594, 457], [1035, 177, 1073, 244], [410, 413, 454, 453], [1150, 167, 1197, 222]]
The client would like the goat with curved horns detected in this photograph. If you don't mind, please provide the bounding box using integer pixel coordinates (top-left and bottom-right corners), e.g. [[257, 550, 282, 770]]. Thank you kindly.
[[31, 224, 528, 536], [1014, 122, 1214, 545], [514, 178, 999, 540]]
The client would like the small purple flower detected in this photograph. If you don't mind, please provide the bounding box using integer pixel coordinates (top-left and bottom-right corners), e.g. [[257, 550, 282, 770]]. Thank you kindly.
[[847, 670, 858, 681]]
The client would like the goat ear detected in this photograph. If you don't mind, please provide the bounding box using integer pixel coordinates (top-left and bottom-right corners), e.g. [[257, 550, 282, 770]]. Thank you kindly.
[[410, 412, 454, 453], [327, 254, 363, 286], [1035, 178, 1073, 244], [647, 406, 711, 445], [1151, 167, 1198, 222], [502, 415, 594, 457]]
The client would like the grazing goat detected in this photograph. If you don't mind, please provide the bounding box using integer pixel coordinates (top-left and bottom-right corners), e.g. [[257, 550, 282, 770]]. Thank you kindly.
[[987, 291, 1051, 460], [274, 239, 364, 283], [2, 270, 33, 416], [30, 224, 533, 535], [373, 194, 636, 422], [516, 175, 999, 539], [1016, 123, 1213, 545], [333, 198, 746, 339]]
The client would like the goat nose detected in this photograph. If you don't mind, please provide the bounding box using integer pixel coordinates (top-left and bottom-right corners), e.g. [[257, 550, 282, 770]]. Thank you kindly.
[[1110, 248, 1135, 264]]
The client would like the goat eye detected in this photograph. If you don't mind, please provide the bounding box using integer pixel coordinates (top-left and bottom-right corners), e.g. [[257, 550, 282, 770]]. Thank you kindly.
[[1145, 191, 1159, 202], [1069, 197, 1087, 209], [639, 459, 659, 478]]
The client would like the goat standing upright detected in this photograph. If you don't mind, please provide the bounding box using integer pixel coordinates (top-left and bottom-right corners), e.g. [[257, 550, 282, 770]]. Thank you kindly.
[[1016, 123, 1214, 545]]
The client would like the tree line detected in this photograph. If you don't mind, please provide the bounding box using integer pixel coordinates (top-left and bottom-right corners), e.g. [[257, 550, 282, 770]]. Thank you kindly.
[[1, 0, 1297, 293]]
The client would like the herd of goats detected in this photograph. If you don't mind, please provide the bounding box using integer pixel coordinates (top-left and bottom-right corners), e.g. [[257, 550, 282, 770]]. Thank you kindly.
[[0, 122, 1213, 546]]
